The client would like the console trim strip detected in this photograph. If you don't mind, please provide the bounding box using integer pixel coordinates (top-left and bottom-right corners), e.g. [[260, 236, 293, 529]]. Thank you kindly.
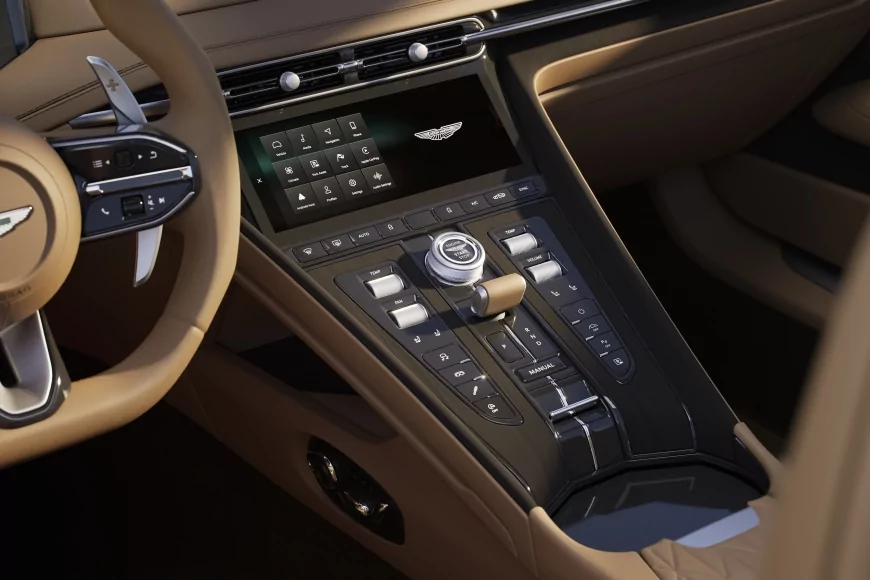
[[467, 0, 651, 42]]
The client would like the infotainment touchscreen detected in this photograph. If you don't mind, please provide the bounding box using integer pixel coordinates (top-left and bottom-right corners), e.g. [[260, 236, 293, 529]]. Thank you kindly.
[[236, 75, 522, 232]]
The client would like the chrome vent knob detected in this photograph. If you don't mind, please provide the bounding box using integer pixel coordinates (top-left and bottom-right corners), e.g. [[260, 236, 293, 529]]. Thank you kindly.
[[408, 42, 429, 63], [425, 232, 485, 286], [279, 71, 301, 92]]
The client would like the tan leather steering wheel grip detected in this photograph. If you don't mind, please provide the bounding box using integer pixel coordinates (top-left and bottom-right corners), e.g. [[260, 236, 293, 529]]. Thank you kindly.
[[0, 0, 239, 465]]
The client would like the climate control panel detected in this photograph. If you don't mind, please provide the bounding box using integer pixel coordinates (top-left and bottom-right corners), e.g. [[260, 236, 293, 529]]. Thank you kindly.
[[490, 218, 634, 381]]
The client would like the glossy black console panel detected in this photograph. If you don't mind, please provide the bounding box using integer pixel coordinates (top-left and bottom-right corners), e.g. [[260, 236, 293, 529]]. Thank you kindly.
[[236, 59, 765, 512], [553, 465, 762, 552]]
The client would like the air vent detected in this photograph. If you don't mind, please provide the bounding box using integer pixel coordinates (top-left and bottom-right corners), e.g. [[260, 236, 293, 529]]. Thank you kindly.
[[354, 22, 482, 82], [217, 51, 344, 114], [68, 18, 486, 128]]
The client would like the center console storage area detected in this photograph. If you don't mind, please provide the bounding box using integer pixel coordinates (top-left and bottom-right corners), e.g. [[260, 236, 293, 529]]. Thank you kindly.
[[234, 55, 769, 559]]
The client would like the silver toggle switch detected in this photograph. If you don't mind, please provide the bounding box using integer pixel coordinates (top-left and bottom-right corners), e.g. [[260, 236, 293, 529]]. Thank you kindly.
[[365, 274, 405, 299], [526, 260, 562, 284], [389, 303, 428, 329], [502, 233, 538, 256]]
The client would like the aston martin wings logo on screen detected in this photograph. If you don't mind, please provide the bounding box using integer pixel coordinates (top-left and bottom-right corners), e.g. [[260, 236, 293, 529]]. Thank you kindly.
[[415, 122, 463, 141], [0, 206, 33, 238]]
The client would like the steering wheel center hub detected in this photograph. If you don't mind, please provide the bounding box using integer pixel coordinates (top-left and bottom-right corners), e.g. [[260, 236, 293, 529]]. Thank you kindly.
[[0, 118, 80, 330]]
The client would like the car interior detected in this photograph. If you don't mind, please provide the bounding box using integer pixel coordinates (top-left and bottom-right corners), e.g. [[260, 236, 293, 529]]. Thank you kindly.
[[3, 0, 870, 578]]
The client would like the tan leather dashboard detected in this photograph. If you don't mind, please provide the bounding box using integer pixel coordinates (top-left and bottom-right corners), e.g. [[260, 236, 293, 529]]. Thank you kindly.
[[2, 0, 527, 131]]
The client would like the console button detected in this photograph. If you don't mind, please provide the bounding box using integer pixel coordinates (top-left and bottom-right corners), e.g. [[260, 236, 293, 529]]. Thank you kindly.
[[474, 395, 515, 420], [323, 144, 358, 173], [260, 132, 293, 162], [510, 182, 537, 197], [502, 233, 538, 256], [285, 183, 319, 214], [603, 349, 631, 377], [434, 203, 465, 221], [376, 219, 408, 238], [389, 303, 428, 329], [349, 226, 381, 246], [272, 157, 307, 187], [350, 139, 382, 167], [361, 164, 395, 192], [485, 189, 514, 206], [516, 357, 567, 383], [510, 310, 558, 360], [336, 170, 370, 199], [588, 332, 621, 356], [423, 344, 467, 370], [526, 261, 563, 283], [337, 113, 369, 142], [405, 211, 438, 230], [298, 151, 334, 181], [365, 274, 405, 299], [486, 332, 524, 363], [310, 177, 343, 207], [561, 299, 601, 324], [439, 360, 481, 386], [575, 315, 611, 340], [455, 379, 495, 402], [293, 243, 327, 262], [399, 317, 452, 354], [114, 149, 134, 169], [460, 196, 489, 214], [321, 234, 353, 254], [84, 196, 124, 233], [538, 276, 588, 307], [286, 126, 319, 156]]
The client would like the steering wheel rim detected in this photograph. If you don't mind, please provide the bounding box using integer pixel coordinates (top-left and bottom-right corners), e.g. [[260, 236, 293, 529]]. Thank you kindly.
[[0, 0, 238, 464]]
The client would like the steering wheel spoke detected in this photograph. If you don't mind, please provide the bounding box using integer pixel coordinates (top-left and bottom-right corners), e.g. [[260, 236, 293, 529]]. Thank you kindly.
[[0, 311, 69, 427]]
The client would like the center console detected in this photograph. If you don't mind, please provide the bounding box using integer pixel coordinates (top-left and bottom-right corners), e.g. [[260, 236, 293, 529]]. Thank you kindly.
[[235, 58, 768, 547]]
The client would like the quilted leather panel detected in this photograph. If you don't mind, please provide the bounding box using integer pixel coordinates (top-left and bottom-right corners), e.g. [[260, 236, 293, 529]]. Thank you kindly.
[[640, 497, 773, 580]]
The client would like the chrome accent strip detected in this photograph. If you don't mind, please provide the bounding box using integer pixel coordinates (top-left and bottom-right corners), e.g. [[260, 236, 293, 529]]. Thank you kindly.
[[548, 395, 599, 422], [52, 133, 187, 154], [69, 100, 170, 129], [85, 166, 193, 196], [217, 17, 484, 77], [464, 0, 651, 42], [134, 226, 163, 288], [575, 417, 599, 471], [69, 18, 485, 128], [0, 312, 53, 416]]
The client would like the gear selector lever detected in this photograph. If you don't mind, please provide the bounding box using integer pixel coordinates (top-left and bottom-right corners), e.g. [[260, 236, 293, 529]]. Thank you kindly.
[[471, 274, 527, 318]]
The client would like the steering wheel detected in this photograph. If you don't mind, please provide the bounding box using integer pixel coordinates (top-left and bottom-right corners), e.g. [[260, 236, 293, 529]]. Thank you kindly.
[[0, 0, 238, 464]]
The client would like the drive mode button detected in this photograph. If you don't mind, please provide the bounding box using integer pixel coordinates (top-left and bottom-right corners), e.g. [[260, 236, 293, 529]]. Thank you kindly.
[[516, 357, 567, 383]]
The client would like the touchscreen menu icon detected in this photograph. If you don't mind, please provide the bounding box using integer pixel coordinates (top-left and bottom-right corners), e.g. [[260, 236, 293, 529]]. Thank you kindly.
[[260, 112, 393, 215]]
